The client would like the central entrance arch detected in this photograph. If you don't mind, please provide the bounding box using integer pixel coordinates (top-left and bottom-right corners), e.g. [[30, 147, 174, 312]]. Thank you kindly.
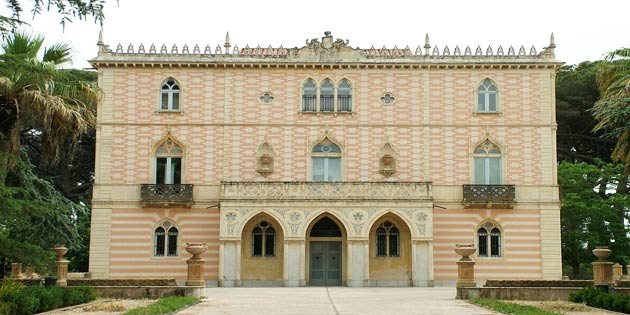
[[306, 215, 346, 286]]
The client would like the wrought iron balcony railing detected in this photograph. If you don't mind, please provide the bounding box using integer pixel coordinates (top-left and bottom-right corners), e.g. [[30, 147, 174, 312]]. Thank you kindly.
[[140, 184, 193, 207], [462, 184, 515, 209]]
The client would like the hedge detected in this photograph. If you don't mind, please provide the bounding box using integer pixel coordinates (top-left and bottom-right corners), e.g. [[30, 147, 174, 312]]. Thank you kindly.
[[570, 286, 630, 314], [0, 280, 98, 315]]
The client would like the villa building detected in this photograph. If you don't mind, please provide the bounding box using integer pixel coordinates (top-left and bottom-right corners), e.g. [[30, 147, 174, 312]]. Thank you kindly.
[[88, 31, 562, 286]]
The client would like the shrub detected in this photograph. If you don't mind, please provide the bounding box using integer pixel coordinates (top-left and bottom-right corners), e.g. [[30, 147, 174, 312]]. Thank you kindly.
[[570, 286, 630, 314], [63, 286, 98, 306], [0, 301, 17, 315], [0, 283, 97, 315]]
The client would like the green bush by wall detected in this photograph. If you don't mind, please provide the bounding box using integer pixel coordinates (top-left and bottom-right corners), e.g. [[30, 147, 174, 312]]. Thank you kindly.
[[570, 286, 630, 314]]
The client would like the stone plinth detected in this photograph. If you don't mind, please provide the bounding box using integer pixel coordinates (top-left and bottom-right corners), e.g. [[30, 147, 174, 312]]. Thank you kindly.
[[11, 263, 22, 279], [457, 260, 476, 288], [186, 259, 205, 286], [614, 263, 623, 281], [185, 243, 207, 286], [593, 262, 614, 285], [56, 260, 69, 287]]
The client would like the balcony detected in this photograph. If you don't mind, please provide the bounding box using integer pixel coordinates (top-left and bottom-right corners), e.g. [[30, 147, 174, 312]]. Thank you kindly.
[[462, 184, 515, 209], [140, 184, 193, 208]]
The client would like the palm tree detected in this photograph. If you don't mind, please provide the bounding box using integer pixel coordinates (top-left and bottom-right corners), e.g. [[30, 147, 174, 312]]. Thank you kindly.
[[592, 48, 630, 173], [0, 31, 98, 185]]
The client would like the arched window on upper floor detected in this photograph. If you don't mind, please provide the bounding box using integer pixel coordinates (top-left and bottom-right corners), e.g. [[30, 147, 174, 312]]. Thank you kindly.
[[337, 79, 352, 112], [320, 79, 334, 112], [302, 79, 317, 112], [473, 139, 502, 185], [155, 136, 183, 184], [311, 139, 342, 182], [477, 78, 498, 113], [160, 78, 180, 111]]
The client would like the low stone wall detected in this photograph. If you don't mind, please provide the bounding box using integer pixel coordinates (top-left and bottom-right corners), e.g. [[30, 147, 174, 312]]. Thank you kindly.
[[483, 280, 594, 287], [67, 278, 178, 287], [90, 286, 204, 299], [461, 287, 585, 300]]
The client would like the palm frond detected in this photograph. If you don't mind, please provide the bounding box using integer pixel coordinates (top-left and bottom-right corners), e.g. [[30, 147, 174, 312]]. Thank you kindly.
[[43, 43, 72, 65]]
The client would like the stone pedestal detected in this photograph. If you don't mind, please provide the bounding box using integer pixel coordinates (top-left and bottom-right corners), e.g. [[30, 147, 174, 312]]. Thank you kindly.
[[593, 262, 614, 285], [456, 260, 476, 288], [53, 245, 69, 287], [613, 263, 623, 281], [185, 243, 208, 287], [10, 263, 22, 279], [186, 259, 206, 286], [56, 260, 69, 287]]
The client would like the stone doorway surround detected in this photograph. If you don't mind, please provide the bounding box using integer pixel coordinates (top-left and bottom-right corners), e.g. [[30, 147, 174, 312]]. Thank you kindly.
[[218, 181, 434, 287]]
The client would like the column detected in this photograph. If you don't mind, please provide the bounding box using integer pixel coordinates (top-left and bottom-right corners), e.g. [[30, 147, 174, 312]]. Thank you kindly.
[[219, 240, 241, 287], [283, 239, 306, 287], [411, 240, 433, 287], [346, 239, 369, 287]]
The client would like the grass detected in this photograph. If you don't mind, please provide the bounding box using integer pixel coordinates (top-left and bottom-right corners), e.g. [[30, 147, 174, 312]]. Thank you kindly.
[[468, 298, 563, 315], [122, 296, 198, 315]]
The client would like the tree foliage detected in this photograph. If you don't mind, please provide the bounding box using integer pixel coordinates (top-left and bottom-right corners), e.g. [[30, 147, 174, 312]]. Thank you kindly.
[[556, 62, 615, 163], [592, 48, 630, 174], [0, 31, 98, 183], [1, 0, 107, 33], [559, 161, 630, 278], [0, 152, 86, 273], [0, 32, 97, 273]]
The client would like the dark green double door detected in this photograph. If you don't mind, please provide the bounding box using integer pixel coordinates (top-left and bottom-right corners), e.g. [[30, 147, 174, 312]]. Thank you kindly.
[[309, 241, 342, 286]]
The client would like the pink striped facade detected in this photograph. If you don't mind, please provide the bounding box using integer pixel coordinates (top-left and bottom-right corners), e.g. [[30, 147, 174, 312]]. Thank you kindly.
[[89, 33, 562, 286]]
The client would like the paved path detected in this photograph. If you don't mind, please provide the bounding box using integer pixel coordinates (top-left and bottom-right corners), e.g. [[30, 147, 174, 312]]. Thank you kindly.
[[176, 287, 498, 315]]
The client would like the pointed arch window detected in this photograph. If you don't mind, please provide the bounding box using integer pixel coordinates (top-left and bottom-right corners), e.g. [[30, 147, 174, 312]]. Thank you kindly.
[[252, 221, 275, 257], [311, 139, 341, 182], [477, 221, 502, 258], [155, 138, 183, 184], [154, 220, 179, 257], [320, 79, 334, 112], [376, 221, 400, 257], [477, 78, 498, 112], [302, 79, 317, 112], [160, 78, 180, 111], [473, 140, 502, 185], [337, 79, 352, 112]]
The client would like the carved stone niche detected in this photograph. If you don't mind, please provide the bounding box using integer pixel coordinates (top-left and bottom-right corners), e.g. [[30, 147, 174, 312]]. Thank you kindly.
[[378, 143, 397, 177], [256, 142, 275, 177]]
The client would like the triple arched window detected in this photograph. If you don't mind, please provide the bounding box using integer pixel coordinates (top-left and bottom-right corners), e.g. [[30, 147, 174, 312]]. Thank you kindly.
[[160, 78, 180, 111], [376, 221, 400, 257], [252, 221, 276, 257], [477, 221, 502, 257], [477, 78, 498, 112], [302, 78, 352, 112], [155, 137, 183, 184], [473, 139, 502, 185], [154, 220, 178, 257]]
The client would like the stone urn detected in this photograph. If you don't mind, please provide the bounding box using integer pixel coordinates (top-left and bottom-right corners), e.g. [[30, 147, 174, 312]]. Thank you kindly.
[[381, 154, 394, 168], [53, 245, 68, 261], [260, 154, 273, 169], [185, 243, 208, 260], [455, 244, 476, 261], [593, 246, 612, 262]]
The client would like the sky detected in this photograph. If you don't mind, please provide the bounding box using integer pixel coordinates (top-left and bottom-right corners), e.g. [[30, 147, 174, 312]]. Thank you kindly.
[[3, 0, 629, 69]]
